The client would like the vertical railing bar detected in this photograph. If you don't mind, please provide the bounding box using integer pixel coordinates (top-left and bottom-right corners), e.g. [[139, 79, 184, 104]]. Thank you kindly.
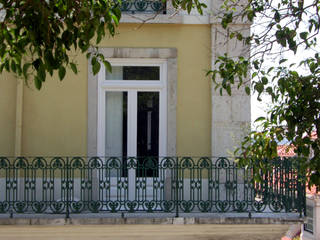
[[66, 157, 70, 219], [175, 157, 179, 217], [43, 160, 46, 210]]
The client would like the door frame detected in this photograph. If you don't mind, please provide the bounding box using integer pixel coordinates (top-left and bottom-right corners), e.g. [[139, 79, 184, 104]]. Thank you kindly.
[[96, 58, 168, 158]]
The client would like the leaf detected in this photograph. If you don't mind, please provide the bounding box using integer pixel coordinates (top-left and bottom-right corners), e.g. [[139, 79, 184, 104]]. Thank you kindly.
[[187, 2, 192, 13], [111, 14, 119, 25], [300, 32, 308, 40], [275, 30, 287, 47], [38, 65, 46, 82], [254, 117, 265, 122], [261, 76, 268, 84], [309, 62, 316, 73], [11, 60, 16, 73], [279, 59, 287, 64], [4, 60, 9, 71], [34, 76, 42, 90], [103, 60, 112, 73], [255, 82, 264, 93], [247, 10, 254, 21], [267, 67, 274, 74], [226, 85, 231, 96], [245, 86, 250, 95], [70, 63, 77, 74], [236, 33, 243, 41], [252, 72, 258, 78], [266, 87, 273, 95], [274, 11, 280, 23], [113, 7, 121, 20], [92, 61, 101, 75], [58, 66, 66, 81], [22, 63, 31, 78]]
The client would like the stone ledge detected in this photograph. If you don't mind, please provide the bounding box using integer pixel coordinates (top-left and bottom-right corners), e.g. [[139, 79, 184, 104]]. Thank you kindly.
[[97, 47, 177, 59], [120, 14, 211, 24]]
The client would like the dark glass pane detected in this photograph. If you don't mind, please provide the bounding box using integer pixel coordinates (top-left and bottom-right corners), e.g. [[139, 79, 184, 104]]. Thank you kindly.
[[124, 66, 159, 80], [137, 92, 159, 177], [106, 66, 160, 80]]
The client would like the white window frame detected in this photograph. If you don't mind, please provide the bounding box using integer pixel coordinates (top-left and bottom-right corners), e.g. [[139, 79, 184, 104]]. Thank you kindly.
[[97, 58, 167, 158]]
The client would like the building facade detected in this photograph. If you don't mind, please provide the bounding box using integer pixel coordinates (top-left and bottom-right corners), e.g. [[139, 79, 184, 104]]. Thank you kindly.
[[0, 0, 270, 216], [0, 0, 251, 159]]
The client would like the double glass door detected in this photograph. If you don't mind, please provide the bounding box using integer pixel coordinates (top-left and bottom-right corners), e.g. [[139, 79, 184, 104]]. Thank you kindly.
[[105, 90, 160, 177], [97, 60, 167, 201]]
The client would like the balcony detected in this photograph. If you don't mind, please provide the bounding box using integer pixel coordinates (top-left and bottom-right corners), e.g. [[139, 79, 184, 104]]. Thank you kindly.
[[120, 0, 166, 14], [0, 156, 305, 218]]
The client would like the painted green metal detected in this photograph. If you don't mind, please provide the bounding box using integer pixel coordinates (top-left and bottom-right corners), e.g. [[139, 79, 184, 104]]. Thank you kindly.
[[120, 0, 165, 13], [0, 157, 305, 217]]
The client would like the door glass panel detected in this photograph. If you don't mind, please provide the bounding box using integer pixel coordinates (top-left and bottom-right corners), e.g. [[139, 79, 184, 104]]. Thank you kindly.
[[105, 92, 127, 176], [106, 66, 160, 80], [137, 92, 159, 177]]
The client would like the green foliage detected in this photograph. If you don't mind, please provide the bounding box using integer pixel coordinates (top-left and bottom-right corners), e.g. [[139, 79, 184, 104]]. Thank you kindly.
[[0, 0, 121, 89], [172, 0, 206, 15], [209, 0, 320, 189]]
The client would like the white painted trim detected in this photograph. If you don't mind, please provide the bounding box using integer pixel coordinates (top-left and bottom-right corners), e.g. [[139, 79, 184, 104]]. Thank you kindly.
[[127, 91, 137, 157], [106, 58, 167, 65], [159, 61, 167, 157], [100, 81, 164, 90], [97, 64, 106, 157]]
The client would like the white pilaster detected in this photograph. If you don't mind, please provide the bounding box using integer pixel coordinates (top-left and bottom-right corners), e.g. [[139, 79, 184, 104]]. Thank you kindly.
[[210, 2, 251, 157]]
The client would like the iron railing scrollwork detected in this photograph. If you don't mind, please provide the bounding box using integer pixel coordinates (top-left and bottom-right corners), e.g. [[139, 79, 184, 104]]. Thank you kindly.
[[0, 156, 305, 217], [120, 0, 166, 13]]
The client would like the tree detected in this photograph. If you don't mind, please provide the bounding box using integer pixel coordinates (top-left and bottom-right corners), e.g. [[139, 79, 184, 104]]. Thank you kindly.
[[0, 0, 121, 89], [0, 0, 204, 89], [208, 0, 320, 189]]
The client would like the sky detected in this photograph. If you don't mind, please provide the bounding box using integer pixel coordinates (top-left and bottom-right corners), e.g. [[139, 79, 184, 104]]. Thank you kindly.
[[250, 0, 316, 130]]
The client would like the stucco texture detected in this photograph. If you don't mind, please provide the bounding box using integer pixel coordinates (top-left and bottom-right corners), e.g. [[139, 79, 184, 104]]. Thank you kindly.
[[0, 72, 17, 155], [0, 24, 211, 156]]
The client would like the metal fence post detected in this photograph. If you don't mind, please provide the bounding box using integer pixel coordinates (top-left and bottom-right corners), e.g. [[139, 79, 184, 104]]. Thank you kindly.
[[66, 157, 70, 219], [174, 157, 179, 217], [175, 157, 179, 218]]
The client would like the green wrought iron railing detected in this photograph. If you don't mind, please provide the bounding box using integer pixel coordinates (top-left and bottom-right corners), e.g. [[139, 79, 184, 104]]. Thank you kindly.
[[0, 157, 305, 218], [120, 0, 166, 13]]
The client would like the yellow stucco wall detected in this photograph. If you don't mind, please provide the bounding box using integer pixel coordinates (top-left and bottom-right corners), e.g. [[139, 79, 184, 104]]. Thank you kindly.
[[0, 72, 17, 155], [1, 24, 211, 156]]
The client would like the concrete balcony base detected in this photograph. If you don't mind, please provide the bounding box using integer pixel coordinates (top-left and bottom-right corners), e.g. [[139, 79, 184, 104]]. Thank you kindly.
[[0, 213, 302, 225]]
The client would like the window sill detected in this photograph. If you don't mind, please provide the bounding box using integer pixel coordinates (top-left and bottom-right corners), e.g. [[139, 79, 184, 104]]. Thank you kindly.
[[120, 13, 211, 24]]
